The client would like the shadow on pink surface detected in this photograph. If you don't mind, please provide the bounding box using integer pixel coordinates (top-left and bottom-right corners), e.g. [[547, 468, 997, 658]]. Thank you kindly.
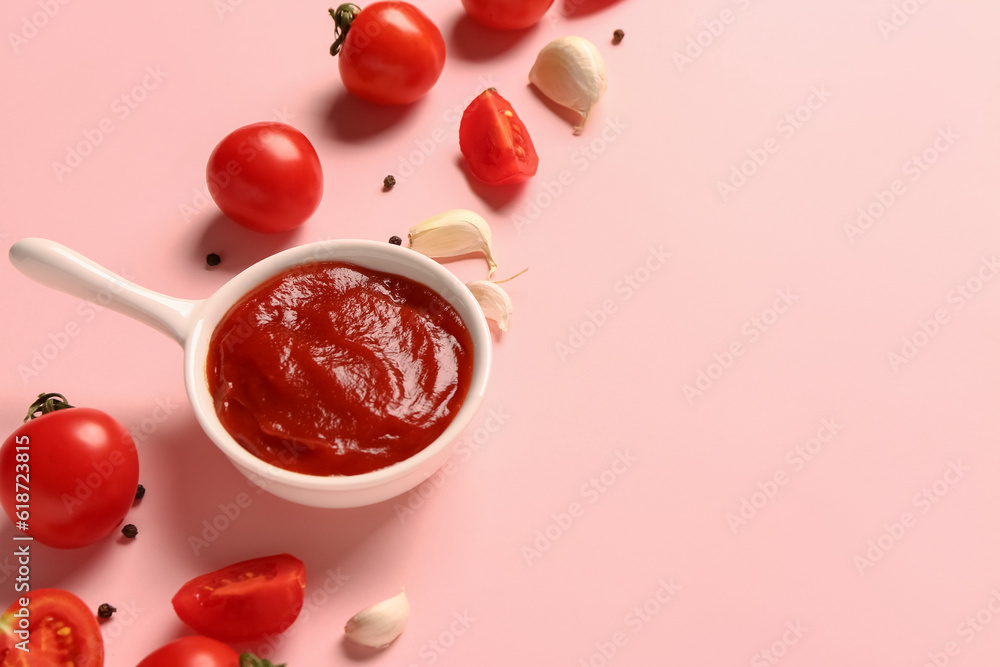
[[454, 156, 529, 212], [448, 14, 540, 62], [322, 90, 419, 143], [191, 211, 305, 277]]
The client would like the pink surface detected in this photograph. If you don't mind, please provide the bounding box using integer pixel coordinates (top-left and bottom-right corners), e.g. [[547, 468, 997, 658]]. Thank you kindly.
[[3, 0, 1000, 664]]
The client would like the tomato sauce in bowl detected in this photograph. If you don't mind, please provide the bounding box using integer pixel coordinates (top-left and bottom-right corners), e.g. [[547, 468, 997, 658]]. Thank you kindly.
[[206, 261, 474, 476]]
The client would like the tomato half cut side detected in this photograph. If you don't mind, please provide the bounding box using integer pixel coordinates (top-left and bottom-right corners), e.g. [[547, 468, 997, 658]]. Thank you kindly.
[[0, 588, 104, 667], [459, 89, 539, 185], [171, 554, 306, 643]]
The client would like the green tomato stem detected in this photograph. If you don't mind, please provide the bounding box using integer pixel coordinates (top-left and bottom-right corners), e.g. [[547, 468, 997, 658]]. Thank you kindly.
[[239, 653, 287, 667], [329, 3, 361, 56], [24, 393, 74, 422]]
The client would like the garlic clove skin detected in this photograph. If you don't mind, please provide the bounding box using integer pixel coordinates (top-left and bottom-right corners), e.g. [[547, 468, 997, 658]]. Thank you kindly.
[[408, 209, 497, 276], [529, 36, 607, 134], [467, 279, 513, 332], [344, 589, 410, 649]]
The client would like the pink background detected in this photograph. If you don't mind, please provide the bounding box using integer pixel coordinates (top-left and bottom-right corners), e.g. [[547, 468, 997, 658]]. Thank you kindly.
[[3, 0, 1000, 664]]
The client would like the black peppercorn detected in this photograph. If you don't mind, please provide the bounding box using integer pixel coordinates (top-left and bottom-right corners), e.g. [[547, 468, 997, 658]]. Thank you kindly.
[[134, 484, 145, 502], [206, 253, 221, 267], [121, 524, 138, 539], [383, 175, 396, 190], [612, 29, 625, 44], [388, 235, 403, 246], [97, 603, 116, 619]]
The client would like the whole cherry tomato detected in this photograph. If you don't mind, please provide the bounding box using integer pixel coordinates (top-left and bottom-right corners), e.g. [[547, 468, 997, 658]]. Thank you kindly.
[[137, 637, 239, 667], [329, 2, 446, 105], [0, 393, 140, 549], [0, 589, 104, 667], [459, 89, 539, 185], [136, 636, 279, 667], [206, 122, 323, 233], [172, 554, 306, 643], [461, 0, 555, 29]]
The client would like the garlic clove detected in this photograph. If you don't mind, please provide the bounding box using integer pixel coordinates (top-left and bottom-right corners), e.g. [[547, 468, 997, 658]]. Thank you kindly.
[[467, 279, 513, 332], [529, 36, 607, 134], [408, 209, 497, 276], [344, 589, 409, 649]]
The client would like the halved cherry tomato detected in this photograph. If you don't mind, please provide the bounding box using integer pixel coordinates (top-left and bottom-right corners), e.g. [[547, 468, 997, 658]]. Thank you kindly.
[[461, 0, 555, 29], [329, 2, 446, 105], [171, 554, 306, 643], [0, 588, 104, 667], [459, 89, 539, 185]]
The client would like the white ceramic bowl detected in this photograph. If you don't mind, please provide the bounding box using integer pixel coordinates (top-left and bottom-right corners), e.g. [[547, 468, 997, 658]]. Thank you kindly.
[[9, 238, 492, 508]]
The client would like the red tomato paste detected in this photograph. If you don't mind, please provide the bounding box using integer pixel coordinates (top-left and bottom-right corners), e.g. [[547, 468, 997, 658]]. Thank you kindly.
[[206, 261, 474, 476]]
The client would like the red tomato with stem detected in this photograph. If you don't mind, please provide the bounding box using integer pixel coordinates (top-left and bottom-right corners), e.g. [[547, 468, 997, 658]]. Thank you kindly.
[[172, 554, 306, 643], [207, 122, 323, 233], [0, 588, 104, 667], [459, 89, 539, 185], [329, 2, 446, 105], [136, 636, 278, 667], [0, 393, 140, 549], [461, 0, 555, 29], [137, 637, 239, 667]]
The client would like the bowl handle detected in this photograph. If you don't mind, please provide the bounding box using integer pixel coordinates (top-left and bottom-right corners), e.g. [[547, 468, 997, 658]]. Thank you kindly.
[[9, 238, 198, 344]]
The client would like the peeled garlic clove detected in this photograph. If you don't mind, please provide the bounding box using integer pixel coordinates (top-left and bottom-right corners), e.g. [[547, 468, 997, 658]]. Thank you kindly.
[[344, 590, 409, 649], [529, 36, 607, 134], [467, 279, 513, 332], [408, 209, 497, 276]]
